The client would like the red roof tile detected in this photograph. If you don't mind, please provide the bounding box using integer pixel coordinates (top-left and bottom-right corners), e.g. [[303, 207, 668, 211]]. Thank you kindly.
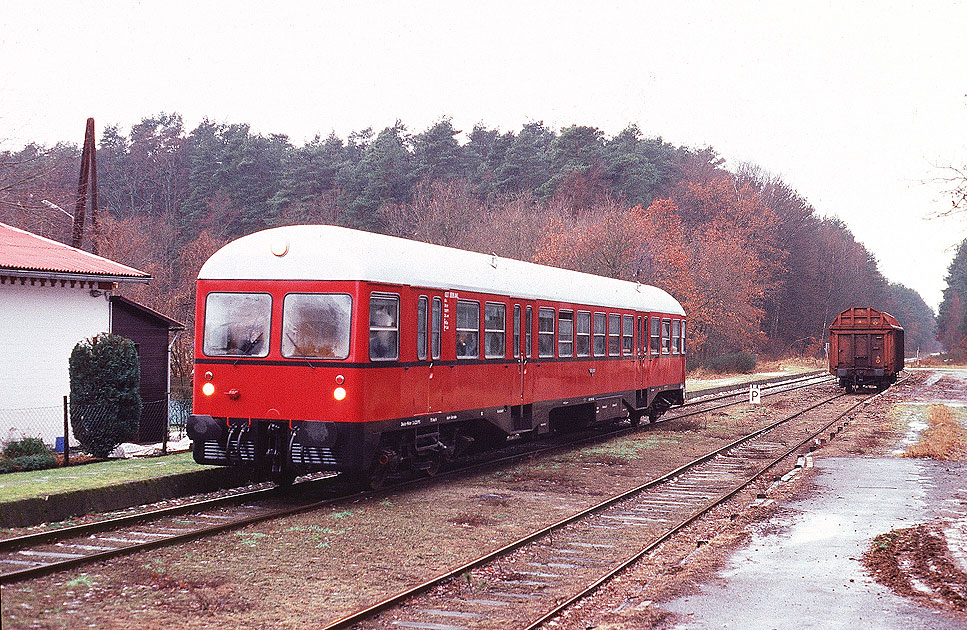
[[0, 222, 149, 281]]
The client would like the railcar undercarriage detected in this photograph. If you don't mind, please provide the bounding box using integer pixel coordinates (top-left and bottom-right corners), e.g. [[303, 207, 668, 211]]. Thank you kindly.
[[187, 387, 683, 489]]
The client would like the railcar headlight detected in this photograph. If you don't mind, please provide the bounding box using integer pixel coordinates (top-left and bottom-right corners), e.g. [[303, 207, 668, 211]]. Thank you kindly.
[[333, 386, 347, 401], [202, 382, 216, 396]]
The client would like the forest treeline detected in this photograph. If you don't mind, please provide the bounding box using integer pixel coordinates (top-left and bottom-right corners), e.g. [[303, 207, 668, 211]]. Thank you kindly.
[[0, 113, 938, 381]]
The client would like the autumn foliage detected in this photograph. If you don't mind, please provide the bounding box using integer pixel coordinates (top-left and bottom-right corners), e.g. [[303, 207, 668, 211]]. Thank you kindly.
[[0, 116, 939, 377]]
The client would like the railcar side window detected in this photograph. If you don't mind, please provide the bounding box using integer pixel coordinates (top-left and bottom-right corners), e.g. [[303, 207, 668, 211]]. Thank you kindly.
[[526, 306, 534, 358], [538, 307, 555, 358], [672, 319, 681, 354], [576, 311, 591, 357], [650, 316, 660, 355], [456, 300, 480, 359], [681, 321, 686, 354], [431, 297, 442, 360], [281, 293, 352, 359], [204, 292, 272, 357], [623, 315, 634, 356], [608, 314, 621, 356], [369, 294, 399, 361], [558, 310, 574, 357], [485, 302, 506, 359], [661, 318, 671, 354], [513, 305, 521, 358], [593, 312, 606, 357], [637, 316, 643, 355], [417, 296, 428, 360]]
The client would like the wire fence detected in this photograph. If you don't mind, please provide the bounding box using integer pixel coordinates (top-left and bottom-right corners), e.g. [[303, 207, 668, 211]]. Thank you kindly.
[[0, 397, 193, 462]]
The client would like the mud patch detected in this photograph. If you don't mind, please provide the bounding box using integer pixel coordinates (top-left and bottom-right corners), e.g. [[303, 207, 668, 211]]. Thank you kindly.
[[864, 522, 967, 617]]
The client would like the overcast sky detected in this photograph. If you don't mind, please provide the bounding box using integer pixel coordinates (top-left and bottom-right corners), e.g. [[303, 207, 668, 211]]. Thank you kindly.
[[1, 1, 965, 310]]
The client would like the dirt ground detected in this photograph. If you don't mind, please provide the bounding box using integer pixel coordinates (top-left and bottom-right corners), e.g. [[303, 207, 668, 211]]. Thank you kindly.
[[549, 368, 967, 629], [0, 383, 830, 629], [3, 373, 963, 629]]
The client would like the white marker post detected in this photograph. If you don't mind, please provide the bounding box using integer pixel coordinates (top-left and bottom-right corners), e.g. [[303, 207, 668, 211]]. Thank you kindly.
[[749, 383, 761, 404]]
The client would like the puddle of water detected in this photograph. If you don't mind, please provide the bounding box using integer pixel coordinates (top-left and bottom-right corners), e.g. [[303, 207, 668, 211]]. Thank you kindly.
[[892, 418, 930, 455], [665, 457, 967, 630]]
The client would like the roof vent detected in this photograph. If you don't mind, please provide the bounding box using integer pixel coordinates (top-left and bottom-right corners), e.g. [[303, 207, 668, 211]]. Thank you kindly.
[[491, 253, 498, 269]]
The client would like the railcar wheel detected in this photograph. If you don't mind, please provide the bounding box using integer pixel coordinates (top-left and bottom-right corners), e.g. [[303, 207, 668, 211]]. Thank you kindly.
[[846, 384, 855, 394], [347, 464, 388, 491], [629, 411, 643, 427], [277, 470, 297, 488], [420, 453, 443, 477]]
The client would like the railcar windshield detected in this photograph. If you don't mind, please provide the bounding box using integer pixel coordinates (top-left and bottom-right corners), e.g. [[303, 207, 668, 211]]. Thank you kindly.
[[282, 293, 352, 359], [203, 292, 272, 357]]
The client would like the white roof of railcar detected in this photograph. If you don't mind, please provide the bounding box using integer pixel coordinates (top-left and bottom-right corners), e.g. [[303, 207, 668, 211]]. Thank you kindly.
[[199, 226, 686, 316]]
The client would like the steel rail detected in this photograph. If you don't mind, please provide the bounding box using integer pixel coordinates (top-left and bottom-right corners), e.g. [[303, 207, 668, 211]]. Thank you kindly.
[[318, 386, 859, 630], [523, 380, 900, 629], [0, 370, 832, 585]]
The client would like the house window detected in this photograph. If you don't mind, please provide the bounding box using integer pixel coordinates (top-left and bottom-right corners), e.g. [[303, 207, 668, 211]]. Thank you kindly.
[[538, 307, 555, 358], [281, 293, 352, 359], [623, 314, 634, 356], [456, 300, 480, 359], [608, 313, 621, 356], [485, 302, 506, 359], [558, 310, 574, 358], [593, 312, 606, 357], [369, 294, 399, 361], [204, 292, 272, 357]]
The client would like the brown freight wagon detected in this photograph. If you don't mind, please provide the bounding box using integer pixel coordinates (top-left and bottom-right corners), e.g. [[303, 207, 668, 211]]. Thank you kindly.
[[829, 307, 904, 392]]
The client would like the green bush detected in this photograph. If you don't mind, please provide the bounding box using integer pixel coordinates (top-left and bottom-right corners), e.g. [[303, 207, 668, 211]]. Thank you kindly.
[[10, 453, 58, 471], [2, 437, 49, 459], [69, 333, 142, 459], [705, 351, 757, 374], [0, 438, 58, 473]]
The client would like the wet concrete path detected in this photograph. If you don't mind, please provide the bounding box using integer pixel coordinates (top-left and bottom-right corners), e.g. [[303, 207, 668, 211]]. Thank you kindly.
[[664, 456, 967, 629]]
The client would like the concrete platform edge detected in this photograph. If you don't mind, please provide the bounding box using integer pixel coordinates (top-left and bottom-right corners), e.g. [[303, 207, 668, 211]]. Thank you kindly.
[[0, 467, 258, 528]]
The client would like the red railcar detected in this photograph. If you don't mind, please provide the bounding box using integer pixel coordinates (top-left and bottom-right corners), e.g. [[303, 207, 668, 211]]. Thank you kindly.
[[187, 226, 687, 485], [829, 306, 904, 392]]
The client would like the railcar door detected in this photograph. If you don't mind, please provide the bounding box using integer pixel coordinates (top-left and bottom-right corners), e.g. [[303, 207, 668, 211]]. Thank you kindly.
[[837, 334, 853, 368], [855, 334, 870, 369], [635, 315, 646, 408], [427, 294, 446, 412], [871, 334, 884, 368], [511, 302, 536, 432]]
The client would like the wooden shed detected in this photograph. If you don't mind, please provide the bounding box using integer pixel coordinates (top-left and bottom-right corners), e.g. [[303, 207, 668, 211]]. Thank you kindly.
[[110, 296, 184, 442]]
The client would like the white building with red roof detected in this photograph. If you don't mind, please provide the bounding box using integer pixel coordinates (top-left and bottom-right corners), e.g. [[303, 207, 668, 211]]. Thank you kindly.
[[0, 222, 153, 445]]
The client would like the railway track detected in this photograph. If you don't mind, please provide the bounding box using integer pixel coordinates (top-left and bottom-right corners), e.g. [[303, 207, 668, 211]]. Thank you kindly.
[[0, 370, 832, 585], [320, 382, 890, 630]]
